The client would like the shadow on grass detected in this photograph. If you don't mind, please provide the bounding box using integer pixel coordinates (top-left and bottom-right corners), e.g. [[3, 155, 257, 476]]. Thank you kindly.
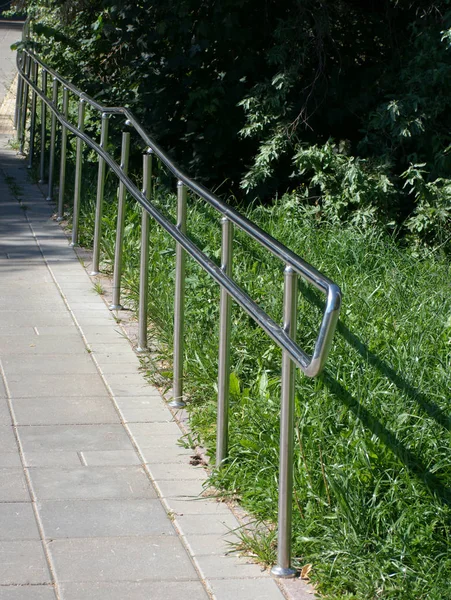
[[336, 320, 451, 432], [321, 371, 451, 505], [296, 280, 451, 504], [299, 280, 450, 432]]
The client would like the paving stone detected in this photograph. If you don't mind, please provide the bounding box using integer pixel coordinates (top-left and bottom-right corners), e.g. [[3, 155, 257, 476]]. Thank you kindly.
[[58, 281, 103, 290], [23, 326, 81, 337], [0, 454, 22, 467], [97, 362, 142, 374], [102, 373, 151, 387], [0, 336, 87, 355], [118, 406, 173, 423], [105, 382, 152, 397], [81, 333, 127, 346], [0, 325, 36, 336], [113, 395, 165, 409], [0, 427, 18, 454], [6, 374, 108, 398], [49, 274, 92, 283], [17, 424, 132, 453], [0, 540, 51, 584], [196, 554, 267, 580], [29, 466, 157, 500], [1, 355, 97, 375], [155, 478, 208, 499], [79, 450, 141, 466], [12, 396, 118, 425], [2, 352, 98, 378], [0, 400, 11, 424], [22, 452, 83, 468], [130, 431, 186, 449], [138, 442, 194, 464], [207, 577, 286, 600], [128, 422, 183, 438], [0, 311, 73, 327], [0, 503, 40, 540], [38, 499, 174, 538], [92, 352, 139, 364], [174, 513, 241, 536], [147, 462, 207, 482], [74, 316, 119, 328], [68, 303, 114, 312], [0, 586, 57, 600], [48, 536, 198, 582], [167, 497, 233, 517], [182, 533, 238, 557], [58, 580, 209, 600], [60, 291, 105, 301]]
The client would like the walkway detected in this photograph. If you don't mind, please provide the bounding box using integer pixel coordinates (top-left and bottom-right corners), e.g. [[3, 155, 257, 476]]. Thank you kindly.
[[0, 23, 312, 600]]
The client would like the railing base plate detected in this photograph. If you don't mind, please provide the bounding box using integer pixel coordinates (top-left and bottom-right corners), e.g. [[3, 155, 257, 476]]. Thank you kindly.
[[270, 565, 298, 579], [168, 399, 186, 409]]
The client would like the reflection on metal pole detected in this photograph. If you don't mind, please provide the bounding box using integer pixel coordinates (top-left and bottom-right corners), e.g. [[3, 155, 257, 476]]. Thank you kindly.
[[271, 266, 298, 579], [169, 181, 187, 409], [216, 217, 233, 466]]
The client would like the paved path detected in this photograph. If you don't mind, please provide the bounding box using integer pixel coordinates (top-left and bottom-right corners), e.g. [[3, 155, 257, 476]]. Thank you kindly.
[[0, 22, 21, 108], [0, 24, 313, 600], [0, 22, 20, 143], [0, 157, 301, 600]]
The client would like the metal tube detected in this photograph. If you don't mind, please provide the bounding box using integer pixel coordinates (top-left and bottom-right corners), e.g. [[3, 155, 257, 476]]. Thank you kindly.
[[271, 266, 298, 579], [28, 59, 38, 169], [57, 87, 69, 220], [39, 69, 47, 183], [216, 217, 233, 466], [14, 65, 23, 131], [15, 48, 341, 379], [71, 99, 86, 247], [46, 77, 58, 201], [110, 131, 131, 310], [90, 113, 110, 274], [18, 54, 30, 155], [169, 181, 187, 409], [136, 151, 153, 352]]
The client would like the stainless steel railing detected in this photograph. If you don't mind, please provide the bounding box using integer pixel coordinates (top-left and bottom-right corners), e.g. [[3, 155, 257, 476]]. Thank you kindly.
[[15, 37, 342, 578]]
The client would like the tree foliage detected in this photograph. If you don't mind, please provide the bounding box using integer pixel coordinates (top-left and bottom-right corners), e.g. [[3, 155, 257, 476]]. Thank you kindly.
[[16, 0, 451, 250]]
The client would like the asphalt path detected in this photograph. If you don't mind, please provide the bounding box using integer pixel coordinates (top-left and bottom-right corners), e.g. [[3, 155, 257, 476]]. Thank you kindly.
[[0, 22, 22, 107]]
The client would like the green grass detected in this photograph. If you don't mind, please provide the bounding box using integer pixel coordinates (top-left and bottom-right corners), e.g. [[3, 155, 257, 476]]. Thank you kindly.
[[67, 160, 451, 599]]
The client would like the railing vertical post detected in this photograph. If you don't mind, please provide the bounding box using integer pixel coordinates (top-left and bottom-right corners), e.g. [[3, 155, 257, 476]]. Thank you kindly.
[[271, 266, 298, 579], [57, 87, 69, 220], [136, 150, 153, 353], [71, 99, 86, 247], [90, 113, 110, 274], [110, 130, 131, 310], [14, 63, 23, 131], [18, 54, 30, 155], [169, 181, 187, 409], [46, 77, 58, 201], [216, 217, 233, 465], [39, 69, 47, 183], [28, 59, 38, 169]]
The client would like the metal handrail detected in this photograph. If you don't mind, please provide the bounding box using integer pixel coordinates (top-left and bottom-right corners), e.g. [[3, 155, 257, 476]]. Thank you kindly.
[[15, 39, 342, 578]]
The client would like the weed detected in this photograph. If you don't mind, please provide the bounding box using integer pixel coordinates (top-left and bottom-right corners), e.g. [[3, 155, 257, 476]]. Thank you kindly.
[[92, 282, 105, 295], [7, 138, 20, 151], [232, 522, 277, 568]]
